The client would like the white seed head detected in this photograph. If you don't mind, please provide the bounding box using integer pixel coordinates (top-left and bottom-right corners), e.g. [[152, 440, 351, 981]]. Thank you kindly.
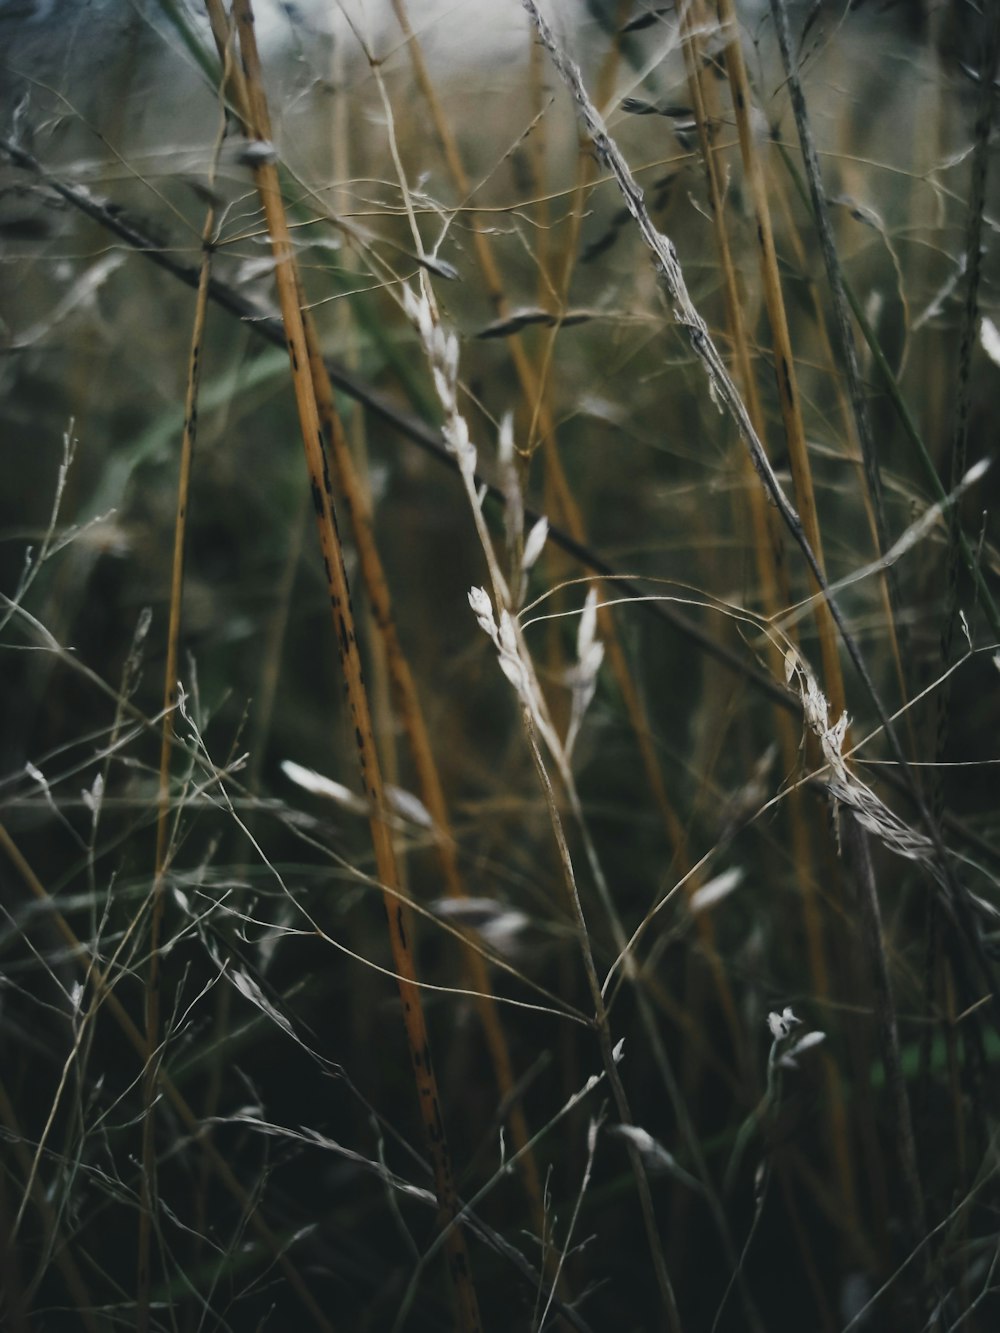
[[521, 516, 549, 572], [81, 771, 104, 817], [767, 1006, 801, 1040], [579, 639, 604, 681], [498, 411, 515, 466], [498, 608, 518, 656], [496, 610, 527, 694], [587, 1117, 599, 1154], [443, 415, 473, 466], [385, 785, 434, 829], [401, 282, 422, 328], [432, 366, 456, 415], [688, 866, 743, 916], [468, 586, 497, 641]]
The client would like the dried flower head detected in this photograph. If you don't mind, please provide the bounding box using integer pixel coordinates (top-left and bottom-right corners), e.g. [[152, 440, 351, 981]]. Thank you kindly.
[[767, 1006, 802, 1041]]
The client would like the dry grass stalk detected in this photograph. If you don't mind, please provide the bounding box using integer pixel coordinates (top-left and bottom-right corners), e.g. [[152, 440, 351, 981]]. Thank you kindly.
[[222, 1, 482, 1325], [674, 0, 863, 1247], [385, 0, 753, 1184], [520, 15, 752, 1105], [713, 0, 847, 721], [523, 0, 975, 919], [679, 0, 865, 1238], [209, 0, 546, 1258], [397, 236, 685, 1320], [137, 117, 219, 1333], [299, 300, 548, 1235], [389, 0, 698, 897], [841, 811, 930, 1269], [521, 700, 684, 1332], [389, 0, 736, 1226]]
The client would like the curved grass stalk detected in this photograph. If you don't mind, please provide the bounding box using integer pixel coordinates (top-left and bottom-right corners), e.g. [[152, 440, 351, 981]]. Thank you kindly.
[[389, 1066, 608, 1333], [392, 2, 757, 1167], [388, 0, 703, 910], [402, 249, 696, 1320], [713, 0, 847, 720], [520, 0, 987, 971], [519, 700, 683, 1331], [219, 2, 482, 1326], [137, 97, 221, 1333], [763, 1, 917, 790], [300, 297, 548, 1233], [206, 0, 548, 1249], [682, 0, 874, 1242], [676, 0, 866, 1256], [675, 0, 792, 1046]]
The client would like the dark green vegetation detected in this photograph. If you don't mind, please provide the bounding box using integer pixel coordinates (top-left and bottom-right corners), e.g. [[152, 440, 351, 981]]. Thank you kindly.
[[2, 0, 1000, 1329]]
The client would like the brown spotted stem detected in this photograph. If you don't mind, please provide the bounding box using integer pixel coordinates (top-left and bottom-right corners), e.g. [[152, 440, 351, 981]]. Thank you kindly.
[[227, 1, 482, 1326]]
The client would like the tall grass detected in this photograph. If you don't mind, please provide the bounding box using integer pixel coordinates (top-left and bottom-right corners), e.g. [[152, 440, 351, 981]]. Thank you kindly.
[[1, 0, 999, 1328]]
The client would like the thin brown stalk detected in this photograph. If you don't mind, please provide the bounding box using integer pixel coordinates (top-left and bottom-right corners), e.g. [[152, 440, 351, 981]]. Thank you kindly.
[[764, 5, 916, 774], [676, 0, 793, 1034], [224, 1, 482, 1325], [766, 164, 913, 733], [300, 299, 547, 1231], [713, 0, 846, 720], [527, 21, 553, 300], [211, 0, 537, 1280], [137, 144, 217, 1333], [681, 0, 788, 615], [679, 0, 862, 1238], [525, 82, 707, 922]]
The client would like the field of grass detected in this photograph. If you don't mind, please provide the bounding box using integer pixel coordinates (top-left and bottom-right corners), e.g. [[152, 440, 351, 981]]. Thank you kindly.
[[2, 0, 1000, 1328]]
